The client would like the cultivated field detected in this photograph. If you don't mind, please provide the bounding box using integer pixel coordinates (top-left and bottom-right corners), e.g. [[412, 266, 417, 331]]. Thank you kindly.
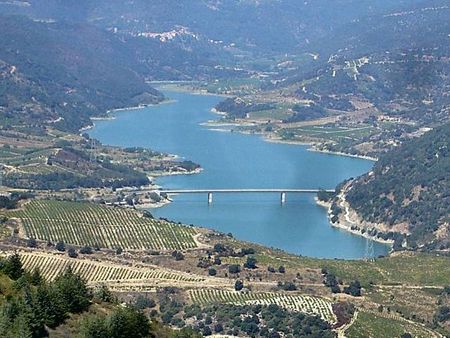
[[14, 251, 205, 285], [10, 200, 199, 251], [189, 289, 336, 323], [345, 310, 440, 338]]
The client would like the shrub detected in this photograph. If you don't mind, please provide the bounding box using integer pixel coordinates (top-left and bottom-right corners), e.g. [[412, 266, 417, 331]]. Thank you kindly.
[[229, 264, 241, 274], [331, 285, 341, 294], [26, 238, 38, 248], [134, 295, 156, 310], [106, 307, 150, 338], [94, 284, 115, 303], [344, 280, 362, 297], [172, 251, 185, 261], [68, 248, 78, 258], [244, 256, 257, 269], [202, 326, 212, 336], [197, 258, 211, 268], [213, 243, 226, 253], [434, 306, 450, 323], [56, 241, 66, 252], [241, 247, 255, 255], [280, 281, 297, 291], [214, 323, 224, 333], [80, 246, 93, 254], [235, 280, 244, 291]]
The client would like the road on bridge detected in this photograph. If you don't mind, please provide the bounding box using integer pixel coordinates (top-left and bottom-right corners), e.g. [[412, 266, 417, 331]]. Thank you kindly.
[[158, 189, 334, 193]]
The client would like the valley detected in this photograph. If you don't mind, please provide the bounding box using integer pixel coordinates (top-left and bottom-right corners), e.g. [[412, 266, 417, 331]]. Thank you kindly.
[[0, 1, 449, 337]]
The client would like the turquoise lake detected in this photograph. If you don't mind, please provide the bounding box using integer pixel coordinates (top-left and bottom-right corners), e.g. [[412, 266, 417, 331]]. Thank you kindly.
[[90, 89, 390, 259]]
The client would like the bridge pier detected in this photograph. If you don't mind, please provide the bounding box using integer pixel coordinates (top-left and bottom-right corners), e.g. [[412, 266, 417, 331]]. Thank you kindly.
[[281, 192, 286, 204], [208, 192, 213, 204]]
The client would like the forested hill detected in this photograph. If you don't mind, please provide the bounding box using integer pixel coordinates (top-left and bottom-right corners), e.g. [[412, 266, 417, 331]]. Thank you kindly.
[[346, 123, 450, 250], [272, 0, 450, 127], [0, 0, 426, 54], [0, 15, 164, 132]]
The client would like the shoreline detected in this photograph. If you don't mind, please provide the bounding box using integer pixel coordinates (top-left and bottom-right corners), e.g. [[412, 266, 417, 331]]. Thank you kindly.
[[83, 86, 388, 249], [149, 167, 203, 178], [308, 148, 378, 162], [316, 179, 395, 247], [107, 99, 177, 114], [263, 134, 378, 161], [156, 83, 232, 98], [78, 99, 175, 133], [315, 196, 393, 246], [202, 119, 377, 162]]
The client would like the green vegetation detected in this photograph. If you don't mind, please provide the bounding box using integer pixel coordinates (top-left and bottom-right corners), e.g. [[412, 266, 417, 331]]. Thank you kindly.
[[346, 311, 434, 338], [347, 124, 450, 249], [0, 254, 91, 336], [283, 104, 327, 123], [0, 132, 199, 191], [189, 289, 336, 323], [0, 254, 200, 338], [252, 247, 450, 287], [0, 16, 163, 133], [183, 303, 336, 338], [9, 200, 198, 251], [215, 97, 275, 120], [0, 2, 449, 337], [18, 252, 203, 283], [0, 192, 32, 210], [3, 146, 150, 190], [80, 306, 150, 338]]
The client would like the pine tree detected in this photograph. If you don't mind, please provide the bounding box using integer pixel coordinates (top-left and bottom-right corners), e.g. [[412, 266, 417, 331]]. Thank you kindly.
[[2, 253, 24, 280], [30, 268, 43, 286], [80, 315, 109, 338], [54, 267, 90, 313], [22, 287, 47, 338], [107, 307, 150, 338], [35, 283, 67, 328]]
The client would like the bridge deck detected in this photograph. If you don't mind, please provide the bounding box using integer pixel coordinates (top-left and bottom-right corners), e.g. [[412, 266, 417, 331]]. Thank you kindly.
[[159, 189, 334, 193]]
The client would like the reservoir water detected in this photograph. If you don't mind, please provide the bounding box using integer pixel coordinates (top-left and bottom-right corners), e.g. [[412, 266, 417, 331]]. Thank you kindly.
[[90, 89, 390, 259]]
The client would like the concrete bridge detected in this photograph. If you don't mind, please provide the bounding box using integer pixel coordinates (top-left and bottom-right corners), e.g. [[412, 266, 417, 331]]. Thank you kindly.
[[158, 189, 334, 204]]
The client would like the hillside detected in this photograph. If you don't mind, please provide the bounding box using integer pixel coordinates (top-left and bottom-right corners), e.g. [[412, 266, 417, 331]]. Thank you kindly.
[[0, 2, 449, 336], [0, 254, 200, 338], [0, 0, 426, 55], [0, 15, 164, 132], [345, 123, 450, 249], [206, 0, 450, 157], [0, 15, 206, 192], [0, 201, 448, 337], [277, 0, 450, 123]]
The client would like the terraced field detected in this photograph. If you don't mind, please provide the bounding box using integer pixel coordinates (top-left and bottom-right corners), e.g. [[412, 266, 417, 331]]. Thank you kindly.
[[189, 289, 336, 323], [10, 200, 198, 251], [345, 310, 440, 338], [17, 251, 205, 284]]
